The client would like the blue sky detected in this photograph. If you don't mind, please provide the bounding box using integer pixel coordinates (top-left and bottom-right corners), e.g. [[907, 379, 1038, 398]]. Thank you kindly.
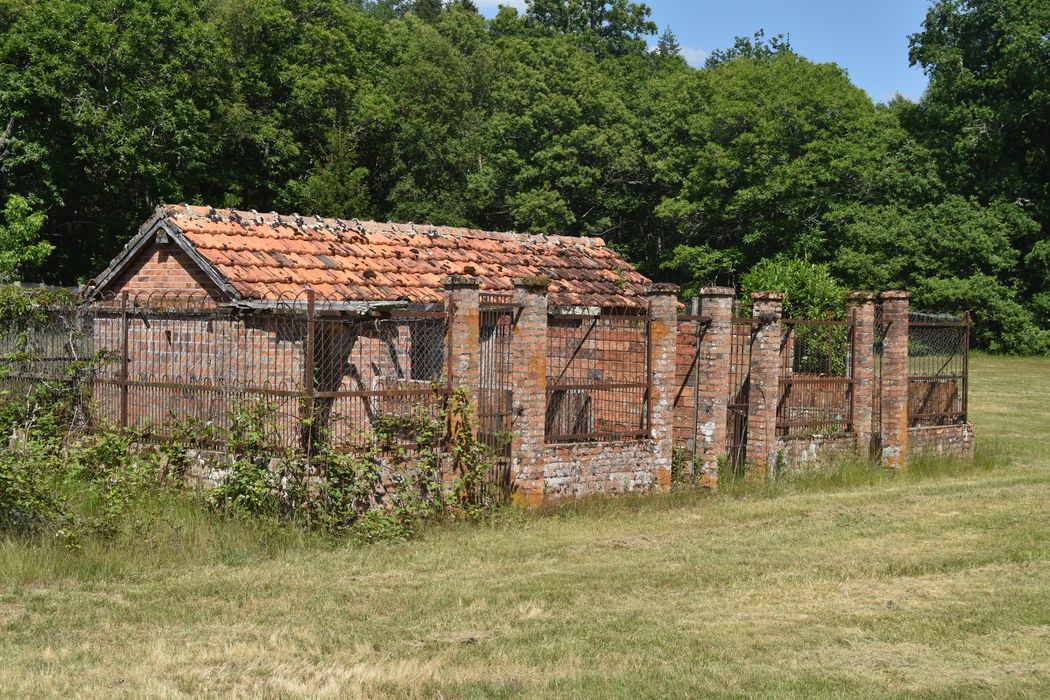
[[474, 1, 932, 103]]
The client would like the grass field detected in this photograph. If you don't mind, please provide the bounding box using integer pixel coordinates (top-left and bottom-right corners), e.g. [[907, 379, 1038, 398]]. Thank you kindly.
[[2, 354, 1050, 698]]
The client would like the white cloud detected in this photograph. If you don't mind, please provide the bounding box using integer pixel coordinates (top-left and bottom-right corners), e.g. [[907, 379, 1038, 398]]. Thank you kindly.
[[680, 47, 708, 68]]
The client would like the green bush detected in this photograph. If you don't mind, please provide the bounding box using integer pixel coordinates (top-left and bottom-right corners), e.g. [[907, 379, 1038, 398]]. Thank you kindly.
[[741, 257, 848, 320]]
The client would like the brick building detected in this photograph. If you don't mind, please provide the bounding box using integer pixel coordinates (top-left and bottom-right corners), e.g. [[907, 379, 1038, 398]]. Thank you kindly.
[[66, 204, 974, 504]]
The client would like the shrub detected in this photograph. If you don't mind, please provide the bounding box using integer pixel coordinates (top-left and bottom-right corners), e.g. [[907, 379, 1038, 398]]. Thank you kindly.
[[741, 257, 847, 319]]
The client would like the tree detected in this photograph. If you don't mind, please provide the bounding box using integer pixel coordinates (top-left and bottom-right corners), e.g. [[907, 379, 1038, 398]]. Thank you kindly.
[[0, 195, 51, 281], [903, 0, 1050, 334], [0, 0, 383, 282], [704, 29, 791, 68], [656, 26, 680, 58], [411, 0, 443, 22], [526, 0, 657, 57]]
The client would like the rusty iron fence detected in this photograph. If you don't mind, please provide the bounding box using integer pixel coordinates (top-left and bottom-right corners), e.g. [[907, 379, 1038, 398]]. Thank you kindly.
[[673, 305, 712, 458], [545, 306, 651, 442], [908, 311, 969, 427], [478, 293, 517, 500], [777, 317, 855, 438], [1, 291, 453, 454], [871, 303, 888, 454], [725, 305, 753, 475]]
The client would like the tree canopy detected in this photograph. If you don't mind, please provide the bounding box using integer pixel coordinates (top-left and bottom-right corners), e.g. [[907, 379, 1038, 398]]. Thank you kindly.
[[0, 0, 1045, 352]]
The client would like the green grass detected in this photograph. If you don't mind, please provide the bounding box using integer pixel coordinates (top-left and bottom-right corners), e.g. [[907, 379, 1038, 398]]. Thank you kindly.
[[2, 354, 1050, 697]]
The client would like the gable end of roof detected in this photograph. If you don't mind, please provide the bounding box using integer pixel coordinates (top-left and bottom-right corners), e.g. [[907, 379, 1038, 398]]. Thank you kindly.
[[85, 208, 241, 301]]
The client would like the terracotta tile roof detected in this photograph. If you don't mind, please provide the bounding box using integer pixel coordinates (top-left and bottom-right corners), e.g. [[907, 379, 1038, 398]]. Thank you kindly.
[[157, 204, 651, 307]]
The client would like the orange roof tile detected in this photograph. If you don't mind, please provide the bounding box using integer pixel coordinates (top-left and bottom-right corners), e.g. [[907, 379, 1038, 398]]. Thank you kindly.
[[131, 204, 653, 307]]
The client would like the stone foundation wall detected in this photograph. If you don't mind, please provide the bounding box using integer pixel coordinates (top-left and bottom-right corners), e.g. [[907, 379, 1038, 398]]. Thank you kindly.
[[908, 423, 974, 457], [539, 440, 668, 498], [776, 434, 858, 470]]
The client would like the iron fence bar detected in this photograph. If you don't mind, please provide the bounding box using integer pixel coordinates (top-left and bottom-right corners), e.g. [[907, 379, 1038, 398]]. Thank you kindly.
[[963, 311, 970, 421], [303, 288, 316, 455], [119, 291, 129, 428], [315, 388, 451, 399], [781, 319, 856, 327], [547, 381, 648, 391], [645, 299, 653, 435], [908, 320, 968, 327], [847, 314, 856, 434], [93, 378, 304, 397], [546, 430, 650, 441], [778, 377, 856, 385], [910, 411, 967, 420], [548, 310, 649, 320], [776, 418, 854, 428]]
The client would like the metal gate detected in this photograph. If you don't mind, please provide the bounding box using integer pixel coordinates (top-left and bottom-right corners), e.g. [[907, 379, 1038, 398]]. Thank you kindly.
[[478, 297, 516, 501], [726, 308, 753, 476]]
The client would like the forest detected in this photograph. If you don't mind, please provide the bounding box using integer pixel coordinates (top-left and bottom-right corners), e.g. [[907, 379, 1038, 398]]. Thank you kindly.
[[0, 0, 1046, 352]]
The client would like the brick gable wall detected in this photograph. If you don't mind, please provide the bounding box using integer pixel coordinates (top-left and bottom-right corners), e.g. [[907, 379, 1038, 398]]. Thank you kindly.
[[106, 242, 223, 300]]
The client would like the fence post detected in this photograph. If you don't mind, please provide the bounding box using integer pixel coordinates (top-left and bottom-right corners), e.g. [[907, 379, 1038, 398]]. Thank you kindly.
[[443, 275, 481, 398], [119, 291, 129, 429], [747, 291, 784, 479], [509, 277, 550, 507], [695, 287, 735, 489], [847, 291, 878, 455], [645, 283, 680, 491], [879, 291, 911, 468]]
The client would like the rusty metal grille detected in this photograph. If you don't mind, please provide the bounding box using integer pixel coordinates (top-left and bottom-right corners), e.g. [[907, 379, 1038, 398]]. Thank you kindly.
[[545, 307, 651, 442], [725, 307, 752, 476], [312, 308, 449, 452], [673, 308, 712, 457], [777, 318, 855, 437], [908, 311, 969, 426], [31, 290, 453, 452], [478, 303, 516, 500], [872, 303, 888, 453]]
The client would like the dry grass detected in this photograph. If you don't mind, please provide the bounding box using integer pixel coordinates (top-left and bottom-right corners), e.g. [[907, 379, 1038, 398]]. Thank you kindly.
[[2, 354, 1050, 698]]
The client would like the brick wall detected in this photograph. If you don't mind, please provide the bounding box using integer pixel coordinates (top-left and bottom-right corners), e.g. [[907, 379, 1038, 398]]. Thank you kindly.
[[106, 243, 223, 300]]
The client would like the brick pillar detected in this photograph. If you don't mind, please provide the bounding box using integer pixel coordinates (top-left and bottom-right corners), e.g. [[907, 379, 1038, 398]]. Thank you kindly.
[[847, 291, 877, 456], [696, 286, 735, 489], [443, 275, 481, 395], [880, 291, 910, 468], [645, 283, 680, 491], [510, 277, 549, 506], [747, 291, 784, 479]]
